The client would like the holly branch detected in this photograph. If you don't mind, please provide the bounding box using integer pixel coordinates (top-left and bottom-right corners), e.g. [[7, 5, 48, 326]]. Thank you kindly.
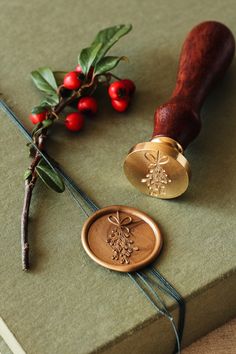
[[22, 24, 135, 271]]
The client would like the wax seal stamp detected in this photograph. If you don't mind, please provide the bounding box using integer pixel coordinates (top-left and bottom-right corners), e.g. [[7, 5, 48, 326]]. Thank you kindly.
[[81, 205, 162, 272], [124, 21, 235, 199]]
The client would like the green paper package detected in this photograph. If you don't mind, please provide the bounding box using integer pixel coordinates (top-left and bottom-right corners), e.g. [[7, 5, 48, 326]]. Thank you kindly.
[[0, 1, 236, 353]]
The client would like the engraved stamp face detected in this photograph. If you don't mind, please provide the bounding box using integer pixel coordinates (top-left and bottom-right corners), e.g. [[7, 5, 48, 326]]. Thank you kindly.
[[141, 151, 171, 196]]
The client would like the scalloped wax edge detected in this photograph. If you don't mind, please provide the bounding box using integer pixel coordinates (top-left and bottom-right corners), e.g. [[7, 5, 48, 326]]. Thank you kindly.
[[0, 318, 26, 354]]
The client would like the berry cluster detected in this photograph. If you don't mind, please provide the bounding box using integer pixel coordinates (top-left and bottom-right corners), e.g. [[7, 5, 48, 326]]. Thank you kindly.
[[63, 65, 97, 131], [63, 68, 136, 130], [22, 24, 134, 270], [108, 79, 135, 112], [29, 65, 135, 132]]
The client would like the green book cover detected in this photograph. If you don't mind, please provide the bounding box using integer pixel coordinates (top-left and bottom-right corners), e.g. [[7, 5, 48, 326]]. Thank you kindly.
[[0, 1, 236, 353]]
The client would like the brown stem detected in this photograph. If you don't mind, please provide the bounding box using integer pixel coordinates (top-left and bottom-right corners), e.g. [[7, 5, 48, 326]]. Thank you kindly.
[[21, 134, 44, 270], [106, 72, 122, 81], [21, 181, 33, 270], [54, 91, 78, 114], [21, 79, 97, 270]]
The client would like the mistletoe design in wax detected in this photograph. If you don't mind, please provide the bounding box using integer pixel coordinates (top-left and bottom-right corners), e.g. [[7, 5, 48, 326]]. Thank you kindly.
[[106, 211, 139, 264], [20, 24, 136, 271], [141, 151, 171, 196]]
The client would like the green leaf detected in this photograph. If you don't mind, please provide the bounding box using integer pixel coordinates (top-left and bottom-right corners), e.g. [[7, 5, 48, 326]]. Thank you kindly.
[[31, 122, 43, 136], [31, 67, 58, 101], [24, 169, 32, 180], [42, 119, 53, 129], [40, 95, 59, 106], [91, 24, 132, 63], [39, 67, 58, 90], [32, 119, 53, 137], [94, 56, 127, 76], [36, 159, 65, 193], [78, 43, 102, 75], [31, 95, 59, 116], [31, 105, 48, 114]]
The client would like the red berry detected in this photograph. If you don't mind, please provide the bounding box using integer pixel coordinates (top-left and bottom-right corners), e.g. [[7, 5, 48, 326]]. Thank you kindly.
[[111, 98, 130, 112], [74, 65, 86, 82], [75, 64, 83, 74], [122, 79, 136, 95], [108, 81, 128, 100], [29, 111, 47, 124], [78, 96, 98, 115], [63, 71, 81, 90], [65, 112, 84, 131]]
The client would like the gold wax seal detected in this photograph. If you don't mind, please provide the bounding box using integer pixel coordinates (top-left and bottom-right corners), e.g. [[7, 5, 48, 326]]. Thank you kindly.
[[81, 205, 162, 272], [124, 137, 191, 199]]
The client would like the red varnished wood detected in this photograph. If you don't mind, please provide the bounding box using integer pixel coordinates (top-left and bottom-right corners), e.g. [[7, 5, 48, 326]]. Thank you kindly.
[[153, 21, 235, 148]]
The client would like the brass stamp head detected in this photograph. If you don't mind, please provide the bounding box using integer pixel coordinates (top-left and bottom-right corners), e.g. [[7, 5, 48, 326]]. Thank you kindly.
[[124, 137, 191, 199]]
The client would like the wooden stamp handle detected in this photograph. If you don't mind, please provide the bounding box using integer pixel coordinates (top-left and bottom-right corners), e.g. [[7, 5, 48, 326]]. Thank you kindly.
[[153, 21, 235, 148]]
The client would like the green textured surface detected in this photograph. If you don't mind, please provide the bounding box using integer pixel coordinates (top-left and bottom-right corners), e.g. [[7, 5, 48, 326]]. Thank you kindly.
[[0, 1, 236, 353], [0, 337, 13, 354]]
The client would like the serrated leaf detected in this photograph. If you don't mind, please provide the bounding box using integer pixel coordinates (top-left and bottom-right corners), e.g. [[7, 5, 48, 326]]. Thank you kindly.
[[36, 159, 65, 193], [78, 43, 102, 75], [91, 24, 132, 63], [31, 67, 58, 101], [94, 56, 127, 76], [24, 169, 32, 180]]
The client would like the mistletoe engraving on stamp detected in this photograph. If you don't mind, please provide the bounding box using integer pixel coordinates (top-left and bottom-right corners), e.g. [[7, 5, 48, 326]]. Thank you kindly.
[[106, 211, 139, 264], [141, 151, 171, 196]]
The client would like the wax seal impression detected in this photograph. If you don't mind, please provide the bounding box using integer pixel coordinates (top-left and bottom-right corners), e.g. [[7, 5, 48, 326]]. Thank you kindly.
[[81, 205, 162, 272]]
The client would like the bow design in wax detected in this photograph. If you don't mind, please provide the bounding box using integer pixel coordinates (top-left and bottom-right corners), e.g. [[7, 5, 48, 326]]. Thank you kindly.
[[106, 211, 139, 264]]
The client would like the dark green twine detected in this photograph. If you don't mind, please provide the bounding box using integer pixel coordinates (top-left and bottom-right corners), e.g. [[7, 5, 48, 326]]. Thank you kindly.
[[0, 100, 185, 354]]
